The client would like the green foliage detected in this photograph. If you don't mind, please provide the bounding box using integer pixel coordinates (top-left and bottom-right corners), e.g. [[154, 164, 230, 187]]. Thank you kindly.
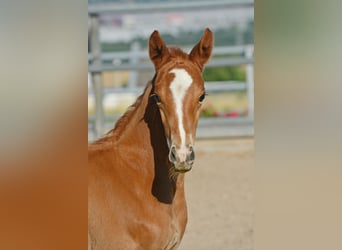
[[102, 42, 130, 52], [203, 66, 246, 82]]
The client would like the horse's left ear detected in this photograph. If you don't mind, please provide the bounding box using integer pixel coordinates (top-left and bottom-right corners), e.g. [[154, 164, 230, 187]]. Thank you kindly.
[[189, 28, 214, 71], [149, 30, 170, 70]]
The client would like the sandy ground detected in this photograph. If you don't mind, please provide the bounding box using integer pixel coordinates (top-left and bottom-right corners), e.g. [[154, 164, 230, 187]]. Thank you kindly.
[[179, 138, 254, 250]]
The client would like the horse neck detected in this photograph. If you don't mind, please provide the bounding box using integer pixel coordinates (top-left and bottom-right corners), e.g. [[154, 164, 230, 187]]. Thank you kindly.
[[143, 84, 186, 204], [114, 81, 184, 204]]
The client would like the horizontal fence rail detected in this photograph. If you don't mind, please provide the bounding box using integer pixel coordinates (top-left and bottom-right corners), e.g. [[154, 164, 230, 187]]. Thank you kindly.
[[88, 80, 248, 96], [89, 56, 254, 72], [89, 0, 254, 16], [88, 45, 252, 62], [88, 52, 254, 72]]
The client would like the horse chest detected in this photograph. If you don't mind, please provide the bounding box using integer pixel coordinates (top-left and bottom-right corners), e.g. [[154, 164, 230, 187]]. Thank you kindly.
[[133, 203, 185, 250], [118, 178, 185, 249]]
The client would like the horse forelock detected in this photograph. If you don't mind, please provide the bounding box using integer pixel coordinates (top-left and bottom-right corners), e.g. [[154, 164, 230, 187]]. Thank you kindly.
[[168, 47, 188, 61]]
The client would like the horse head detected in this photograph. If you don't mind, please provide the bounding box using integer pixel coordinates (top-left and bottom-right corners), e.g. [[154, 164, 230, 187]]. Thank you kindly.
[[148, 28, 214, 172]]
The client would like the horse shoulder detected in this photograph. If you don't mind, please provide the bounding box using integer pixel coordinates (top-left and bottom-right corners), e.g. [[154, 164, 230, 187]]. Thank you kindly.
[[88, 145, 187, 249]]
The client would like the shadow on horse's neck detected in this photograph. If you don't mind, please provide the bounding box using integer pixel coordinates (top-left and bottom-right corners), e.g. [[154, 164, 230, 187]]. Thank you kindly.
[[143, 84, 179, 205], [113, 80, 179, 204]]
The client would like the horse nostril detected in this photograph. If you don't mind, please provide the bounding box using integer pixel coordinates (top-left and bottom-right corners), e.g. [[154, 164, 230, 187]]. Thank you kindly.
[[169, 146, 177, 163], [187, 146, 195, 162]]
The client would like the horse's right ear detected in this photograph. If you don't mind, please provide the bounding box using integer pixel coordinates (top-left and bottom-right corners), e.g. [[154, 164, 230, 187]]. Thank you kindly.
[[149, 30, 170, 69], [189, 28, 214, 71]]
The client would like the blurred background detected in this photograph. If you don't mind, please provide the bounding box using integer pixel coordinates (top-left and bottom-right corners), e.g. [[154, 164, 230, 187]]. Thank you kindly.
[[1, 1, 341, 250], [88, 0, 254, 141]]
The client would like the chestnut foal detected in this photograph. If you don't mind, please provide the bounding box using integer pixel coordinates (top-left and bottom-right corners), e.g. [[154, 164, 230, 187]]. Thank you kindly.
[[88, 28, 213, 250]]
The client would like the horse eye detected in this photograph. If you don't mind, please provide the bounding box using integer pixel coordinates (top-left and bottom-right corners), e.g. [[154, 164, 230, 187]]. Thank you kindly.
[[153, 94, 161, 103], [199, 93, 206, 103]]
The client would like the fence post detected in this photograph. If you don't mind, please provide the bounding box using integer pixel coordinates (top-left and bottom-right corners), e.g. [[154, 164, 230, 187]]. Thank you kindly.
[[245, 45, 254, 118], [128, 42, 140, 91], [90, 14, 104, 138]]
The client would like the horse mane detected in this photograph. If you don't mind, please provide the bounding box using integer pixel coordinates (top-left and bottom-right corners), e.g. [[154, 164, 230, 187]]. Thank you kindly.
[[90, 81, 154, 147], [111, 83, 152, 140]]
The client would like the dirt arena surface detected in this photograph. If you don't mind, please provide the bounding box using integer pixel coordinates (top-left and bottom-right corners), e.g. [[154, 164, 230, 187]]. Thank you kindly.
[[179, 138, 254, 250]]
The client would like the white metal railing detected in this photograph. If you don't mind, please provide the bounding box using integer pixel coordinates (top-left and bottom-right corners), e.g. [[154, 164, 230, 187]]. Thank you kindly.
[[88, 0, 254, 15], [88, 45, 252, 62]]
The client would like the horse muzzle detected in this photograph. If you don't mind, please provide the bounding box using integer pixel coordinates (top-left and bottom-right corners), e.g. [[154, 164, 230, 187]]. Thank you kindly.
[[168, 145, 195, 172]]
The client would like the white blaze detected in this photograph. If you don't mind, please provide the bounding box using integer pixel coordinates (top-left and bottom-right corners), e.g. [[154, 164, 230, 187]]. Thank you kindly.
[[169, 68, 193, 154]]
